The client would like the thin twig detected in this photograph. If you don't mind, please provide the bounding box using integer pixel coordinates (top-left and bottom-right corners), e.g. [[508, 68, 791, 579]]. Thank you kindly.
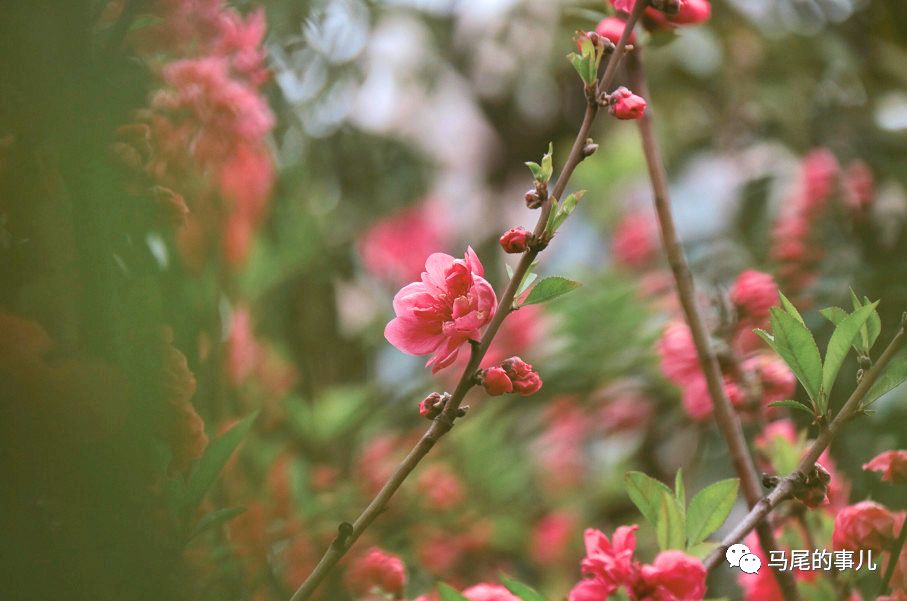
[[626, 49, 801, 601], [286, 6, 648, 600], [703, 319, 907, 571]]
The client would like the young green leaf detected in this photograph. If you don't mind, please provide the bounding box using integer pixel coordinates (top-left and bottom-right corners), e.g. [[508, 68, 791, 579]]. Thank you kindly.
[[769, 308, 823, 403], [184, 411, 258, 518], [516, 272, 539, 299], [675, 468, 685, 512], [499, 573, 546, 601], [540, 142, 554, 183], [685, 478, 739, 548], [625, 471, 674, 528], [863, 356, 907, 407], [568, 52, 593, 86], [767, 399, 816, 417], [438, 583, 470, 601], [864, 296, 882, 350], [822, 302, 879, 402], [779, 292, 806, 325], [686, 541, 718, 560], [656, 491, 686, 551], [189, 507, 246, 541], [548, 190, 585, 234], [522, 277, 581, 306], [525, 161, 542, 181]]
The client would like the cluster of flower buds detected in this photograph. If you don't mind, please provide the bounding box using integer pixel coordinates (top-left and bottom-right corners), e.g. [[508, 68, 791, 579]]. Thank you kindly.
[[605, 86, 648, 120], [479, 356, 543, 396]]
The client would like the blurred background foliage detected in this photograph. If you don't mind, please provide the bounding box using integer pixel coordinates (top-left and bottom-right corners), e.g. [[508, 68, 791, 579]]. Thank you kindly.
[[1, 1, 907, 600]]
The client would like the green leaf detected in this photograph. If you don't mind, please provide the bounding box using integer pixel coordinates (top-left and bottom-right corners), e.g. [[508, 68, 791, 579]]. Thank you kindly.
[[516, 272, 538, 299], [656, 491, 686, 550], [568, 52, 593, 86], [438, 583, 470, 601], [769, 308, 823, 403], [549, 190, 585, 234], [184, 411, 258, 518], [674, 468, 685, 512], [819, 307, 848, 326], [863, 356, 907, 407], [687, 541, 718, 559], [540, 142, 554, 182], [522, 277, 581, 306], [525, 161, 542, 181], [779, 292, 805, 325], [767, 399, 816, 417], [864, 296, 882, 351], [822, 302, 878, 404], [625, 471, 674, 529], [685, 478, 739, 548], [499, 573, 546, 601], [189, 507, 246, 541]]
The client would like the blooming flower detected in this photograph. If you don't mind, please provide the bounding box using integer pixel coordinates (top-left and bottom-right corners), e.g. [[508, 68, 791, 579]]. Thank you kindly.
[[638, 550, 707, 601], [385, 248, 497, 373], [730, 270, 779, 321], [344, 547, 406, 597], [864, 450, 907, 484], [832, 501, 897, 552], [610, 86, 648, 120]]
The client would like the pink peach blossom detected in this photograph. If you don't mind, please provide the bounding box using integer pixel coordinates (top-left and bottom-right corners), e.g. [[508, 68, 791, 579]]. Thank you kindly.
[[344, 547, 406, 597], [385, 248, 497, 373], [730, 270, 778, 321], [638, 550, 707, 601], [462, 584, 520, 601], [863, 450, 907, 484], [833, 501, 897, 552]]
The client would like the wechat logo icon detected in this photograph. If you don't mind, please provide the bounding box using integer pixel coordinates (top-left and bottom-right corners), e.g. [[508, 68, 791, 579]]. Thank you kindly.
[[726, 543, 762, 574]]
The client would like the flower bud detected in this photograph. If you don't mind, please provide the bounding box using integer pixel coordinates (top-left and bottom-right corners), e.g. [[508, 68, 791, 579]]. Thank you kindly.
[[608, 87, 647, 120], [502, 356, 543, 396], [525, 189, 543, 209], [344, 547, 406, 597], [419, 392, 445, 419], [729, 270, 778, 321], [482, 367, 513, 396], [499, 227, 531, 254]]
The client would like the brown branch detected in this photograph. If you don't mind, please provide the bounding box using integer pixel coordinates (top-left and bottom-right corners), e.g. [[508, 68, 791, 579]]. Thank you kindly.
[[626, 50, 801, 601], [704, 318, 907, 572], [286, 6, 648, 600]]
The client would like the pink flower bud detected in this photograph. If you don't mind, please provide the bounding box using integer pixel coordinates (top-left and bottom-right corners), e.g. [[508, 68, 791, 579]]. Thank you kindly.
[[502, 356, 543, 396], [595, 16, 637, 46], [499, 227, 531, 254], [482, 366, 513, 396], [344, 547, 406, 597], [419, 392, 445, 419], [833, 501, 896, 552], [609, 87, 647, 120], [729, 270, 778, 321], [863, 450, 907, 484]]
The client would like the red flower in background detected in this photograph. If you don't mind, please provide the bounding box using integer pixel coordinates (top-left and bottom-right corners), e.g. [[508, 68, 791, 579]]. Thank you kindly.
[[360, 201, 449, 285], [730, 270, 779, 322], [344, 547, 406, 597], [863, 450, 907, 484]]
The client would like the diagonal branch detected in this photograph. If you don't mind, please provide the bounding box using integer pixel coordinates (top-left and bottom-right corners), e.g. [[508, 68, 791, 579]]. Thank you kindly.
[[704, 317, 907, 572], [626, 49, 802, 601], [286, 5, 649, 600]]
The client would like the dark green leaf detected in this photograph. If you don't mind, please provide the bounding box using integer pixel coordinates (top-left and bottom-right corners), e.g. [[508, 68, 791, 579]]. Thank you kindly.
[[822, 302, 878, 404], [863, 356, 907, 407], [189, 507, 246, 541], [522, 277, 581, 306], [767, 400, 816, 416], [625, 471, 673, 528], [656, 491, 686, 550], [769, 308, 823, 403], [184, 411, 258, 517], [685, 479, 739, 548], [499, 573, 546, 601], [438, 583, 470, 601]]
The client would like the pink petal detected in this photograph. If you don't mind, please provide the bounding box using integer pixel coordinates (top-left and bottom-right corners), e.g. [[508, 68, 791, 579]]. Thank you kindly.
[[384, 317, 444, 355]]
